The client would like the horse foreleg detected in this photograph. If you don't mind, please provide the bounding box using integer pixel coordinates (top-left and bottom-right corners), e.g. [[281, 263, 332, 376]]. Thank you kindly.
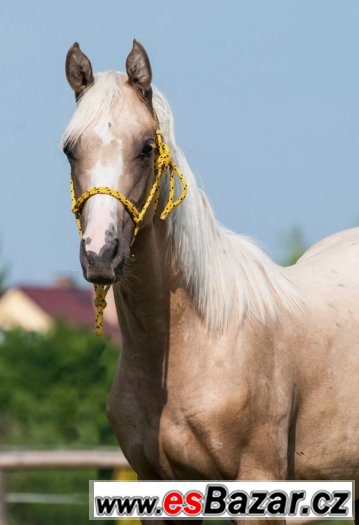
[[231, 435, 289, 525]]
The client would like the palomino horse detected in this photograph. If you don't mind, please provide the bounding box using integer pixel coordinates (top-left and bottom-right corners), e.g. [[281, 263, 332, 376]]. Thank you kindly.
[[63, 41, 358, 523]]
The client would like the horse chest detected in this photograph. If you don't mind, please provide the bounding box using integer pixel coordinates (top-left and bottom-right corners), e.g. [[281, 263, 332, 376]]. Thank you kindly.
[[109, 373, 242, 480]]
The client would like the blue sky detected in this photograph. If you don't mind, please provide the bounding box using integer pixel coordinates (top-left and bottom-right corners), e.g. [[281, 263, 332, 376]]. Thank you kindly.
[[0, 0, 358, 284]]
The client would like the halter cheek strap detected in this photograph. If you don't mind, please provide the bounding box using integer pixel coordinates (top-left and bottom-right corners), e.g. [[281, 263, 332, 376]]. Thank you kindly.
[[70, 129, 187, 336]]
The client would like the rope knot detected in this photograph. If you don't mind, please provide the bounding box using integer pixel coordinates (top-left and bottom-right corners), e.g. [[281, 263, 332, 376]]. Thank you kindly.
[[93, 284, 110, 336], [94, 294, 107, 311]]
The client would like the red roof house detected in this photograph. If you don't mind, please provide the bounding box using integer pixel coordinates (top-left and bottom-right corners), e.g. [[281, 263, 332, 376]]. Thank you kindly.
[[0, 278, 121, 343]]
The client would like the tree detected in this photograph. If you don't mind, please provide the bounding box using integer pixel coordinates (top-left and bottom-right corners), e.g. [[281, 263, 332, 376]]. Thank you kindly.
[[279, 226, 307, 266], [0, 322, 120, 525], [0, 243, 8, 296]]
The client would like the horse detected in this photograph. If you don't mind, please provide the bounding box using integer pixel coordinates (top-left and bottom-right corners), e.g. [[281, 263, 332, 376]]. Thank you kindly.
[[63, 40, 359, 524]]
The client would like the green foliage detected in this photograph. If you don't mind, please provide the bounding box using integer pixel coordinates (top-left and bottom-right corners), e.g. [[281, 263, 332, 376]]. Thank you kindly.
[[0, 266, 7, 297], [0, 322, 119, 447], [0, 322, 120, 525], [280, 226, 307, 266]]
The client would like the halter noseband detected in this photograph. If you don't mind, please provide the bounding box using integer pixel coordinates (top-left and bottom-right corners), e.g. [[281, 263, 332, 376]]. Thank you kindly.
[[70, 129, 187, 336]]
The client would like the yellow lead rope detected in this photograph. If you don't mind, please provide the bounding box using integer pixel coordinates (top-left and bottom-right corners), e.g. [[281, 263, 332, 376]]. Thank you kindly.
[[70, 129, 187, 336]]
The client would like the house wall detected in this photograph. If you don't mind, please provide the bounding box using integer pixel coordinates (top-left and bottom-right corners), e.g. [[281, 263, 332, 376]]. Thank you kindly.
[[0, 289, 52, 331]]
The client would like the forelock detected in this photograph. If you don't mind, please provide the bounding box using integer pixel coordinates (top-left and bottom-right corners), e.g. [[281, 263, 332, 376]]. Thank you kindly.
[[62, 71, 126, 148]]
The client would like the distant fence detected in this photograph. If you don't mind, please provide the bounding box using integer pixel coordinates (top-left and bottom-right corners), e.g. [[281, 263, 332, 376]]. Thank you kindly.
[[0, 449, 130, 525]]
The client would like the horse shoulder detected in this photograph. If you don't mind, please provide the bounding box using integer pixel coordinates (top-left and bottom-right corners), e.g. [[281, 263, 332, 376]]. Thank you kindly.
[[160, 320, 296, 479]]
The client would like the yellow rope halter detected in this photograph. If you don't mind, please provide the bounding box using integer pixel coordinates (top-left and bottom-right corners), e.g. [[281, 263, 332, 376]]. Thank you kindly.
[[70, 129, 187, 336]]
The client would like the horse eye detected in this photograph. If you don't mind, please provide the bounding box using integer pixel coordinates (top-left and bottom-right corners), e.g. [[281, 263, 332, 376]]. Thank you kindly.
[[140, 140, 155, 159]]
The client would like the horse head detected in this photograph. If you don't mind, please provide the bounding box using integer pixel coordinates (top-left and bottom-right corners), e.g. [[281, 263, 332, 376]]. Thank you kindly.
[[63, 40, 157, 285]]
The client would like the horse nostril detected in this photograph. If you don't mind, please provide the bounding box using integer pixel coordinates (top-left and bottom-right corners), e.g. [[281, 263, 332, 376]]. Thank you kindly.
[[80, 238, 119, 267], [111, 238, 118, 259], [79, 237, 124, 284]]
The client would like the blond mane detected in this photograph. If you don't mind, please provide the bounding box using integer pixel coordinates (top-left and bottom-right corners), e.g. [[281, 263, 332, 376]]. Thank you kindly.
[[63, 71, 303, 332]]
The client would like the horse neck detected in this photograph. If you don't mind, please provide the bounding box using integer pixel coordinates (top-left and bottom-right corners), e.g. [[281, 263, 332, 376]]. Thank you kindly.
[[112, 217, 172, 355]]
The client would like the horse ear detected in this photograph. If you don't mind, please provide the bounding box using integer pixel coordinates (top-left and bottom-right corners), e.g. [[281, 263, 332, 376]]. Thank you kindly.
[[65, 42, 94, 98], [126, 39, 152, 101]]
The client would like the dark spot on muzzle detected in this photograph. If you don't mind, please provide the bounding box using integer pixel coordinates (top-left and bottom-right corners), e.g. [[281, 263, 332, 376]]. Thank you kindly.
[[80, 237, 128, 284]]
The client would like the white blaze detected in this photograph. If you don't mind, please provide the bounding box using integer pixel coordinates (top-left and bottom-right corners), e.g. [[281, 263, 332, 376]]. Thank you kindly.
[[83, 128, 123, 255]]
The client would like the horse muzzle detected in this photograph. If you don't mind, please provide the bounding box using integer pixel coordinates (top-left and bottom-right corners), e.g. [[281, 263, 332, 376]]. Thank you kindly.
[[80, 238, 126, 284]]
